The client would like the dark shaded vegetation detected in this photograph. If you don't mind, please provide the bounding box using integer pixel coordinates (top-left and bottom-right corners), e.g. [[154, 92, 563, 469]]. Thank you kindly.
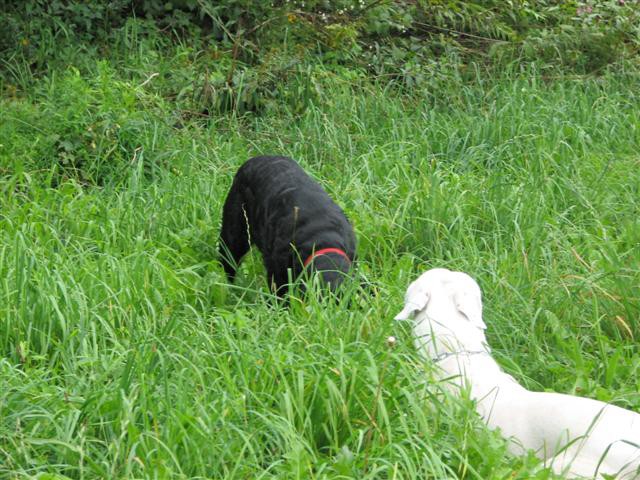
[[2, 1, 639, 186]]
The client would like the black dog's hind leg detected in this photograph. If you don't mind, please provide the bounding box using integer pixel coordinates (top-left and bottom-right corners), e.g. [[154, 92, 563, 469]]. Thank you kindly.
[[219, 182, 251, 282]]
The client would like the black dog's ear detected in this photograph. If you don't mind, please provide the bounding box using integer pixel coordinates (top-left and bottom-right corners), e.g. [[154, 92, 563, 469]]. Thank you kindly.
[[304, 254, 351, 291]]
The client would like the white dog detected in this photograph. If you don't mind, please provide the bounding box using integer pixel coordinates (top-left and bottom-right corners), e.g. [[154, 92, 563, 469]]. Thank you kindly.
[[395, 268, 640, 479]]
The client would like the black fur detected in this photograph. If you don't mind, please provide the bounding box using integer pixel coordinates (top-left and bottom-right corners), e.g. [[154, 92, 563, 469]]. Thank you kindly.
[[219, 156, 356, 296]]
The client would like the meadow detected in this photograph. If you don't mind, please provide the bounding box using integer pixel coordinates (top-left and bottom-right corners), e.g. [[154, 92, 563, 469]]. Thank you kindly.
[[1, 24, 640, 479]]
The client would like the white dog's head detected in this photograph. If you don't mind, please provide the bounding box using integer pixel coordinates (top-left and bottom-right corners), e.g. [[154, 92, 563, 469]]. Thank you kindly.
[[395, 268, 487, 333]]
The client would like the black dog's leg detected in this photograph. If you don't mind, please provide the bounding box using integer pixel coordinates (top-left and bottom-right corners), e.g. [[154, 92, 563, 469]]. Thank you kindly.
[[219, 182, 251, 282], [265, 256, 294, 298], [266, 268, 286, 298]]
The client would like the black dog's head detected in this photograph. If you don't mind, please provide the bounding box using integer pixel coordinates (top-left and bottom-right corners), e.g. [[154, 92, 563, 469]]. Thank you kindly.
[[304, 253, 352, 294]]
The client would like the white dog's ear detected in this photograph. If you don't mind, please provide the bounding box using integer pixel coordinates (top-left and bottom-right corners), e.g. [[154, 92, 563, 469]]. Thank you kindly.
[[453, 291, 486, 330], [394, 287, 430, 321]]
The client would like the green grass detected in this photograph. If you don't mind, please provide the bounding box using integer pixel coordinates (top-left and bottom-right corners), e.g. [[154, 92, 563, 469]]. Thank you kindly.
[[1, 29, 640, 479]]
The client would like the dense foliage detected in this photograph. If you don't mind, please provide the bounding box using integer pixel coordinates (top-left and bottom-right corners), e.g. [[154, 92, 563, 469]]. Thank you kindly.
[[2, 0, 639, 185], [3, 1, 639, 112]]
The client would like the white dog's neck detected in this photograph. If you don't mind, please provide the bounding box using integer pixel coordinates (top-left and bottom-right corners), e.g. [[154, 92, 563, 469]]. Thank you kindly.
[[413, 291, 489, 358], [413, 298, 523, 403]]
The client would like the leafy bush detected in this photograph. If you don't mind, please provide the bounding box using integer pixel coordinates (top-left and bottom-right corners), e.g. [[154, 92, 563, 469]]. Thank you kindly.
[[2, 0, 639, 119], [1, 62, 177, 185]]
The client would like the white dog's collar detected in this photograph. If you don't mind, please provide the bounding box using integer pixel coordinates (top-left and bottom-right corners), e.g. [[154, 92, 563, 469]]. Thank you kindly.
[[433, 350, 487, 363], [416, 331, 488, 364]]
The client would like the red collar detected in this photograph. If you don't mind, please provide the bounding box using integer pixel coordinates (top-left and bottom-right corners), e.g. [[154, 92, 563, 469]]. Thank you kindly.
[[303, 248, 351, 268]]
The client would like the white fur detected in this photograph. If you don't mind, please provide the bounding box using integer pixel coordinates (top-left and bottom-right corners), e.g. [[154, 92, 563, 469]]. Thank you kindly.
[[396, 268, 640, 479]]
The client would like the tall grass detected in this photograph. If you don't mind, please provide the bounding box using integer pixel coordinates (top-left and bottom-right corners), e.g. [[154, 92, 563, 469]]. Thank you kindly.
[[1, 28, 639, 479]]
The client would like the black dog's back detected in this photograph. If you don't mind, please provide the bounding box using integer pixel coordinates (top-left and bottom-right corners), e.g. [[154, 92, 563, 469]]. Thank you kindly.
[[219, 156, 356, 295]]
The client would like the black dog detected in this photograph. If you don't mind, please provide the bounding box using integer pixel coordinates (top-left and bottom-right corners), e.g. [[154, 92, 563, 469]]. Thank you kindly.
[[219, 156, 356, 296]]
